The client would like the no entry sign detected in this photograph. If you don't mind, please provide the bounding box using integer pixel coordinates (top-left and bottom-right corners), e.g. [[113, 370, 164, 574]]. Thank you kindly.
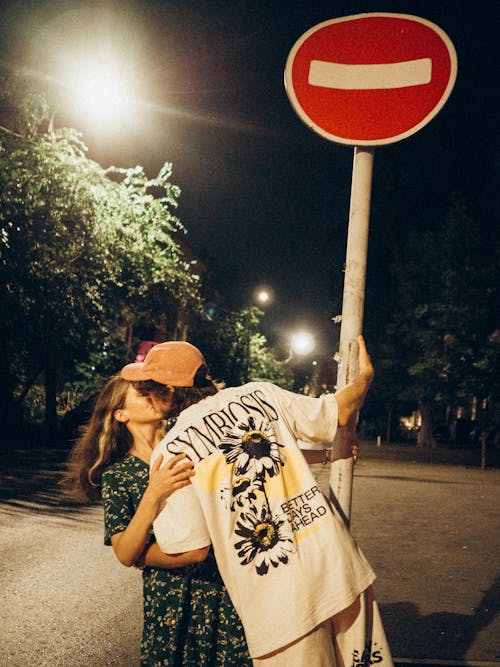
[[284, 13, 457, 146]]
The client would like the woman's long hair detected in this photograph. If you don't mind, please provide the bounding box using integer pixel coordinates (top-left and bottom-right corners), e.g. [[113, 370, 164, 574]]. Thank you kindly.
[[62, 376, 132, 503]]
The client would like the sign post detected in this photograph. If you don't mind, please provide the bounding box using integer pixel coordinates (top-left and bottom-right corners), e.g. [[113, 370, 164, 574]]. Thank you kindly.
[[285, 13, 457, 522], [329, 146, 374, 523]]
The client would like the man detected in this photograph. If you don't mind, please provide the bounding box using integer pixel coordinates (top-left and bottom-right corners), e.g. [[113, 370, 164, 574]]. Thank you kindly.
[[121, 337, 393, 666]]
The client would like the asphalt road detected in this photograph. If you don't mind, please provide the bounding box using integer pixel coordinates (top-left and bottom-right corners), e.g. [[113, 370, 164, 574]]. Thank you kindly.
[[0, 496, 142, 665], [1, 442, 499, 666]]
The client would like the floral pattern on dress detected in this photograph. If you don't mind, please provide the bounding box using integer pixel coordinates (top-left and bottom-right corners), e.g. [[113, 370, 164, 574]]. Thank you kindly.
[[102, 454, 251, 666]]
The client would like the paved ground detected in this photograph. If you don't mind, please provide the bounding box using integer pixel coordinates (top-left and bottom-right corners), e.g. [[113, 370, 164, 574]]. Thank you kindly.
[[1, 440, 499, 666], [311, 443, 500, 665]]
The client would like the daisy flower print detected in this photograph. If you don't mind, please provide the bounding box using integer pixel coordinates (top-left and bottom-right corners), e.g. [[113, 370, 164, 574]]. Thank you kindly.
[[234, 505, 295, 575], [230, 475, 260, 510], [219, 415, 285, 478]]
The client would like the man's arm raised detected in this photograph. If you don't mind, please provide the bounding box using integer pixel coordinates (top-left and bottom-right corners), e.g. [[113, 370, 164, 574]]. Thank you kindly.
[[335, 335, 374, 428]]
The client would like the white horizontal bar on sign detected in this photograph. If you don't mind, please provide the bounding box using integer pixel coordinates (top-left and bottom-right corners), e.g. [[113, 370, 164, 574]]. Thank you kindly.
[[308, 58, 432, 90]]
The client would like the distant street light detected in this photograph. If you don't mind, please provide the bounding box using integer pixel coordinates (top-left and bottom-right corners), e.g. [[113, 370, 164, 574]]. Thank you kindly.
[[253, 286, 274, 307], [256, 290, 270, 305], [289, 330, 315, 357]]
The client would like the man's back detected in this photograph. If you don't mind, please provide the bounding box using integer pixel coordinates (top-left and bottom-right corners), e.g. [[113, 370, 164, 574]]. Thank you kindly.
[[152, 381, 375, 658]]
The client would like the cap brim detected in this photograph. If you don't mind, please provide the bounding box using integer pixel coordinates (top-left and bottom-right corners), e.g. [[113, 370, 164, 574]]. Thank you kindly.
[[120, 362, 151, 381]]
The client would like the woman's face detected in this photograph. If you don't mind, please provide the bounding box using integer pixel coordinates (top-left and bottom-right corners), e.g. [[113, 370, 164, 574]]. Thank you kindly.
[[119, 385, 164, 426]]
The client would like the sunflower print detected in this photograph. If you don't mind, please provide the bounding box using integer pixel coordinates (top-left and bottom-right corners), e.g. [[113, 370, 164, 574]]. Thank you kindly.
[[219, 415, 285, 477], [234, 505, 295, 575], [218, 415, 296, 575], [230, 475, 260, 510]]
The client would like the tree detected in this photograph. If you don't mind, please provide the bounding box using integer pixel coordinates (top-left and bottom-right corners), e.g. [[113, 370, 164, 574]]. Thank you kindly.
[[0, 74, 290, 437], [0, 75, 200, 434], [247, 332, 294, 389], [384, 193, 499, 446], [191, 306, 293, 389]]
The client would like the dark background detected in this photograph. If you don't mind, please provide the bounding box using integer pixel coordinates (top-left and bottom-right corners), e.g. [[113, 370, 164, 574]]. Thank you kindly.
[[1, 0, 498, 356]]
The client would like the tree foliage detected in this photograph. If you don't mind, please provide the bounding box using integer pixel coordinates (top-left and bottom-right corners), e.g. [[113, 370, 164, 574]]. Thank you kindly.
[[373, 192, 499, 445], [0, 75, 291, 437], [0, 75, 200, 431], [190, 306, 294, 389]]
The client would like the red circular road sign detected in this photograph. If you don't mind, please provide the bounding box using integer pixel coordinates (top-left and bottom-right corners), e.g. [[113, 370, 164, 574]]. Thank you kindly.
[[284, 13, 457, 146]]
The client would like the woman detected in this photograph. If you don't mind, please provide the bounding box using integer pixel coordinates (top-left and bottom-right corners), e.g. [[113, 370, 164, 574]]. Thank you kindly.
[[65, 375, 251, 667]]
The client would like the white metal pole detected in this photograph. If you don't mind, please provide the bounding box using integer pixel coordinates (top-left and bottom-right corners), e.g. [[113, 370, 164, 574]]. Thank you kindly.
[[329, 146, 374, 526]]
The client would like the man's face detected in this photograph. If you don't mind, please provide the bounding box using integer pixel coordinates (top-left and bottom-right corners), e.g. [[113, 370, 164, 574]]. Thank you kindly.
[[150, 390, 174, 418], [134, 380, 174, 418]]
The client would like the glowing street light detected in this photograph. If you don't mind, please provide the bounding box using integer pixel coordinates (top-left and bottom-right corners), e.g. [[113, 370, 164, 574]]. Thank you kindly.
[[253, 286, 274, 307], [57, 56, 137, 131], [289, 330, 315, 357], [256, 289, 271, 305], [73, 63, 134, 125], [32, 5, 142, 132]]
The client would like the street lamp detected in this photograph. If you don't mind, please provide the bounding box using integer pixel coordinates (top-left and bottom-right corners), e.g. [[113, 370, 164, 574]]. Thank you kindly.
[[286, 330, 315, 362], [290, 330, 315, 356], [81, 70, 128, 118], [253, 286, 274, 307], [51, 51, 139, 134], [67, 61, 135, 127]]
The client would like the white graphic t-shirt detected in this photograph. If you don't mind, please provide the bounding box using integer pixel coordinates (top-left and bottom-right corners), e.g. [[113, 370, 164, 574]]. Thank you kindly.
[[152, 382, 375, 658]]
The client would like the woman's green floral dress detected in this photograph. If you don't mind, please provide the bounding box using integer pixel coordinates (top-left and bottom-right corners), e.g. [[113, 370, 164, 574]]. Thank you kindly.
[[101, 454, 252, 667]]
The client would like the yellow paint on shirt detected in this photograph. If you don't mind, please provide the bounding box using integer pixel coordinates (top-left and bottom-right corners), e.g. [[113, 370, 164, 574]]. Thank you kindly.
[[192, 447, 308, 500], [264, 447, 306, 498], [194, 453, 231, 492], [292, 522, 322, 542]]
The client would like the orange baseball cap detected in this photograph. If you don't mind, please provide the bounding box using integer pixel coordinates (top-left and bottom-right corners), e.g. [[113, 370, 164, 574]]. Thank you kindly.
[[121, 341, 205, 387]]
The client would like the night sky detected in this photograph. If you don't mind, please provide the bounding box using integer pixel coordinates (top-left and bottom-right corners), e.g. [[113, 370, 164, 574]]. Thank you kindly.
[[1, 0, 498, 357]]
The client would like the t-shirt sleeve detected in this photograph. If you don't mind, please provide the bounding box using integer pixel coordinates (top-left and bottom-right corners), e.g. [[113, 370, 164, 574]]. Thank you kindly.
[[151, 440, 211, 553], [153, 483, 211, 553], [272, 385, 339, 444], [101, 469, 133, 546]]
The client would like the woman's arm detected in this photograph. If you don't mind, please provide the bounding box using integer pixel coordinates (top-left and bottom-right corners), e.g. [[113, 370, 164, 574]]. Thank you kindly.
[[135, 541, 209, 570], [111, 454, 195, 567]]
